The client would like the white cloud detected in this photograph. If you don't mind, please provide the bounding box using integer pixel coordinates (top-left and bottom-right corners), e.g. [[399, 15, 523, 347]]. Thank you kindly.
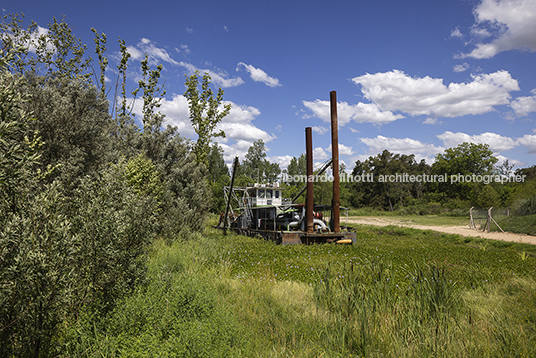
[[186, 28, 194, 34], [323, 143, 355, 156], [453, 63, 470, 72], [460, 0, 536, 59], [423, 117, 441, 125], [130, 94, 272, 163], [451, 27, 463, 38], [338, 143, 355, 156], [495, 154, 524, 168], [302, 99, 404, 125], [314, 147, 329, 160], [127, 38, 179, 66], [236, 62, 281, 87], [436, 131, 519, 152], [351, 69, 519, 119], [269, 155, 293, 170], [312, 126, 329, 135], [177, 44, 190, 54], [511, 89, 536, 117], [219, 122, 275, 143], [518, 134, 536, 153], [359, 135, 444, 156], [221, 101, 261, 123], [180, 61, 245, 88]]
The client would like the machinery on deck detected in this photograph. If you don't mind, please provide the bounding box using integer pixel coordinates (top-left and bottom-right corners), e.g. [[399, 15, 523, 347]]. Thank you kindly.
[[217, 91, 357, 245]]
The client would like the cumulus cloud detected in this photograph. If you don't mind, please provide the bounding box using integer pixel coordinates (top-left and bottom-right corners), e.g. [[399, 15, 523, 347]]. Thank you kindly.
[[130, 94, 273, 163], [460, 0, 536, 59], [510, 89, 536, 117], [359, 135, 444, 156], [517, 134, 536, 153], [351, 69, 519, 119], [323, 143, 355, 156], [436, 131, 519, 152], [180, 61, 245, 88], [236, 62, 281, 87], [302, 99, 404, 125], [269, 155, 293, 169], [314, 147, 329, 160]]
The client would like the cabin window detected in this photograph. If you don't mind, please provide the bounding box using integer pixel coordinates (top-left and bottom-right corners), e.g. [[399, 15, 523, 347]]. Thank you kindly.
[[275, 190, 280, 199], [266, 189, 272, 198], [258, 189, 265, 198]]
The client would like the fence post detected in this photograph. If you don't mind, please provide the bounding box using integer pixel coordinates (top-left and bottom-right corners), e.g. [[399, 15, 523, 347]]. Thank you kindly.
[[469, 206, 476, 229]]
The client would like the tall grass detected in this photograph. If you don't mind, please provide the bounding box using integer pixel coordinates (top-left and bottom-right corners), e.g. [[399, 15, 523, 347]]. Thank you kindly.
[[57, 223, 536, 357], [492, 213, 536, 236]]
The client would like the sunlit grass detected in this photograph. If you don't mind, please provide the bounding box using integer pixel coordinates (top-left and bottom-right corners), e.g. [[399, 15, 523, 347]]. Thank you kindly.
[[59, 223, 536, 357]]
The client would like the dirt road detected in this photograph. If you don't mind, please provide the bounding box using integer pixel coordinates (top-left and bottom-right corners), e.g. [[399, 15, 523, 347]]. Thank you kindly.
[[347, 216, 536, 245]]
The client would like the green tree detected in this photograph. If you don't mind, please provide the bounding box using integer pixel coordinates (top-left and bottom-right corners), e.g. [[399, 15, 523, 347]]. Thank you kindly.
[[22, 76, 113, 188], [350, 150, 429, 211], [431, 142, 498, 201], [184, 71, 231, 167], [471, 183, 500, 209], [283, 153, 307, 201], [125, 153, 163, 201], [0, 13, 90, 79], [0, 48, 42, 213], [91, 27, 108, 98], [241, 139, 281, 184], [207, 143, 228, 182]]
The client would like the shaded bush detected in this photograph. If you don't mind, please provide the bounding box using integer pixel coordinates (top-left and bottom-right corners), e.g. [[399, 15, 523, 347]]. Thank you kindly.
[[0, 182, 74, 358], [512, 196, 536, 216], [68, 162, 159, 315]]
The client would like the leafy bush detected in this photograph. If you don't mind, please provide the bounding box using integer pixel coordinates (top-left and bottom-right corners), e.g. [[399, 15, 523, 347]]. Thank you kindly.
[[512, 196, 536, 216], [0, 182, 74, 357], [68, 163, 159, 315]]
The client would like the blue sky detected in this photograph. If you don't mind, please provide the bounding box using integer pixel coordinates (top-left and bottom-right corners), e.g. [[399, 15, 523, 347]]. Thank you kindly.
[[5, 0, 536, 171]]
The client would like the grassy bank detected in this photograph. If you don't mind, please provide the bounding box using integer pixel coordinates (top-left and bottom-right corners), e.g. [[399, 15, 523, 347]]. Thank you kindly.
[[491, 214, 536, 236], [59, 223, 536, 357]]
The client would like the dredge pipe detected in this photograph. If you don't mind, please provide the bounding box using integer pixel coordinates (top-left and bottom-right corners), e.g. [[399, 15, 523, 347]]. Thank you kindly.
[[305, 127, 314, 233], [223, 156, 239, 229], [330, 91, 340, 233]]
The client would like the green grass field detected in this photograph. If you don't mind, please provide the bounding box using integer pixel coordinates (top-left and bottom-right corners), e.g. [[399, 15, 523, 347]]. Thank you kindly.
[[60, 218, 536, 357]]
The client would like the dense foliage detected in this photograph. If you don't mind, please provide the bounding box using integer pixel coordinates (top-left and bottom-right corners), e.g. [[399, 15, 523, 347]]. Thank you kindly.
[[0, 15, 212, 357]]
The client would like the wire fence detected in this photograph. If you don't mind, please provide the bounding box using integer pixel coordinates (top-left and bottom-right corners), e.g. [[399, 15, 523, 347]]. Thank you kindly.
[[469, 207, 509, 232]]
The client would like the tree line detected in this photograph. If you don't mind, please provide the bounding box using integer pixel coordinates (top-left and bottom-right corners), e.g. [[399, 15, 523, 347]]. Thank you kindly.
[[280, 143, 535, 215]]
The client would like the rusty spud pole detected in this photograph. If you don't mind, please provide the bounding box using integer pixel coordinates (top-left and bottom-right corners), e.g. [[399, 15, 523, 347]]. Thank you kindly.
[[305, 127, 314, 233], [330, 91, 340, 233]]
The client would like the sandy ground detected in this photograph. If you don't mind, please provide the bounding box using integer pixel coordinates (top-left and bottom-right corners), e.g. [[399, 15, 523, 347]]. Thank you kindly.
[[347, 216, 536, 245]]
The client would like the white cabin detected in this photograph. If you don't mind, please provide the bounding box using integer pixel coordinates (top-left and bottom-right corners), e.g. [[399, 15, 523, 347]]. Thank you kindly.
[[247, 184, 283, 207]]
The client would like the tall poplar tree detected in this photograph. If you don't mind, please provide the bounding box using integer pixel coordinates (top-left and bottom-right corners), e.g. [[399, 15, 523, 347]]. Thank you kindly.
[[184, 71, 231, 167]]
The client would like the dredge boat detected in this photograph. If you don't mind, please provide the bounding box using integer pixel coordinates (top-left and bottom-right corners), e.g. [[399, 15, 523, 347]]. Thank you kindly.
[[217, 91, 357, 245]]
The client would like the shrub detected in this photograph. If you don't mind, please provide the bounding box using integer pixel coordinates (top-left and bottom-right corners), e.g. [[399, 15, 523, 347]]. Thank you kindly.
[[0, 182, 74, 358], [512, 196, 536, 216]]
